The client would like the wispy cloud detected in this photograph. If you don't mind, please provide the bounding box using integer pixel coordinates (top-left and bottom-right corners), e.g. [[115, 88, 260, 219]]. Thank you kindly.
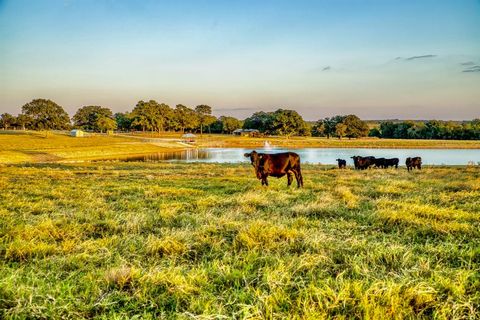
[[462, 65, 480, 73], [322, 66, 331, 71], [460, 61, 475, 66], [405, 54, 437, 61]]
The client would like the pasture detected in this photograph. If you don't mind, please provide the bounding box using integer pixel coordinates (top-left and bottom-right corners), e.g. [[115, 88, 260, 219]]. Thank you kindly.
[[1, 161, 479, 319], [0, 131, 182, 164]]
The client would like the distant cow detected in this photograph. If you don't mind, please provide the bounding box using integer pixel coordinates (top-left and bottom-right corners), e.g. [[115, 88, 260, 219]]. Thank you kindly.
[[336, 158, 347, 169], [384, 158, 399, 169], [374, 158, 386, 168], [244, 151, 303, 187], [406, 157, 422, 171], [351, 156, 376, 170]]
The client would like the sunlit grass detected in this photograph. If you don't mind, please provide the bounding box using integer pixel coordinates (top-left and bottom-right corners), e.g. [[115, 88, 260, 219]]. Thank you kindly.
[[0, 162, 479, 318], [0, 131, 183, 163]]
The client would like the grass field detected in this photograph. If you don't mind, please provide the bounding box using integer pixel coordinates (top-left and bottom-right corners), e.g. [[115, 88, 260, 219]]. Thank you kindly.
[[1, 162, 479, 319], [0, 131, 184, 164], [133, 132, 480, 149]]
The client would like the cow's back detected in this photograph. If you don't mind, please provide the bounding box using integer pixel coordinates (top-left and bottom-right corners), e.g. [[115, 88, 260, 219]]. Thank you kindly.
[[262, 152, 300, 176]]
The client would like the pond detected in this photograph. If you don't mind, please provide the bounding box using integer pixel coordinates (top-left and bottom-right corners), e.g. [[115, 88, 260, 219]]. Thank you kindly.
[[111, 148, 480, 165]]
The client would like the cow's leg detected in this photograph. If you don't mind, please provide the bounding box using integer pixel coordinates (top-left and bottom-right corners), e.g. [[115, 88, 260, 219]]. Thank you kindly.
[[293, 168, 303, 188], [287, 172, 293, 186], [418, 164, 422, 170], [299, 171, 304, 187], [264, 177, 269, 186]]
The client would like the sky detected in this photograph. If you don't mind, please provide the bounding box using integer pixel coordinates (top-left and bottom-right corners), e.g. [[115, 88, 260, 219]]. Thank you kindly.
[[1, 0, 479, 120]]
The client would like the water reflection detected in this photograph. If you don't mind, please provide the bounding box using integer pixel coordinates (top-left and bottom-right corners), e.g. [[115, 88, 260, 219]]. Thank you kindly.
[[106, 148, 480, 165], [119, 149, 210, 162]]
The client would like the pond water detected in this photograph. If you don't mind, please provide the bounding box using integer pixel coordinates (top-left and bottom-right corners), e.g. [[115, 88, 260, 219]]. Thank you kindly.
[[113, 148, 480, 165]]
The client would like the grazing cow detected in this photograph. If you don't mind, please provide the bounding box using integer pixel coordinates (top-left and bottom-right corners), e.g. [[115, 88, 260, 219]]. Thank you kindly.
[[244, 151, 303, 187], [351, 156, 376, 170], [374, 157, 386, 169], [336, 158, 347, 169], [384, 158, 399, 169], [406, 157, 422, 171], [351, 156, 360, 169]]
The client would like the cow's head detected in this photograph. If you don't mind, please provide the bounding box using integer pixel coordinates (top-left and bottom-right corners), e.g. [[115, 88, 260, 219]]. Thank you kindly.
[[244, 151, 264, 179]]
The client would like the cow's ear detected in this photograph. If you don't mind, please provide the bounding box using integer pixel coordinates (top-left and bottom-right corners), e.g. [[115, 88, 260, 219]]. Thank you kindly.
[[244, 153, 251, 158]]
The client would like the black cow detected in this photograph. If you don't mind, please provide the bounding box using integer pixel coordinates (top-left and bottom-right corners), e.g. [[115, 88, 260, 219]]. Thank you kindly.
[[351, 156, 376, 170], [244, 151, 303, 187], [336, 158, 347, 169], [384, 158, 399, 169], [374, 158, 386, 168], [406, 157, 422, 171]]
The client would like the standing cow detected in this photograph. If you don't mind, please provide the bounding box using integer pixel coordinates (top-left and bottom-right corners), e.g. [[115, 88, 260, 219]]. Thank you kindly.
[[374, 158, 386, 168], [244, 151, 303, 187], [351, 156, 376, 170], [384, 158, 399, 169], [336, 158, 347, 169], [406, 157, 422, 171]]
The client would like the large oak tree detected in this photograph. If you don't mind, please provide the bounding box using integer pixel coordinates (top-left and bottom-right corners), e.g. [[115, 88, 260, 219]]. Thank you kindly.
[[21, 99, 70, 131], [73, 106, 114, 132]]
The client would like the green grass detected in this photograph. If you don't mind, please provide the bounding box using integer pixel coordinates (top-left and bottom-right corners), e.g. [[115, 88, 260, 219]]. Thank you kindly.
[[1, 163, 479, 319], [0, 131, 183, 163]]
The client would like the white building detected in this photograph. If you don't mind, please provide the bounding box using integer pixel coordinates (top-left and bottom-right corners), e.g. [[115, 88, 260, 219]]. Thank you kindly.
[[70, 129, 84, 137]]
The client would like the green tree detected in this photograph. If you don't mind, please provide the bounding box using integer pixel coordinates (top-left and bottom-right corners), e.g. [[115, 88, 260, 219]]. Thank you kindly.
[[368, 127, 381, 137], [209, 119, 224, 133], [243, 111, 274, 133], [15, 114, 33, 130], [0, 113, 15, 130], [195, 105, 214, 135], [114, 112, 133, 131], [220, 116, 241, 133], [379, 121, 396, 138], [270, 109, 308, 137], [202, 115, 217, 133], [321, 115, 345, 138], [173, 104, 199, 133], [131, 100, 173, 132], [96, 116, 117, 133], [21, 99, 70, 133], [335, 123, 347, 139], [173, 104, 199, 132], [73, 106, 114, 132], [311, 120, 326, 137], [342, 114, 369, 138]]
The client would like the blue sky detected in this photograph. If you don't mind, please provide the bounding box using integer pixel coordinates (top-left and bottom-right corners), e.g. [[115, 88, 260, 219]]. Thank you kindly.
[[1, 0, 479, 120]]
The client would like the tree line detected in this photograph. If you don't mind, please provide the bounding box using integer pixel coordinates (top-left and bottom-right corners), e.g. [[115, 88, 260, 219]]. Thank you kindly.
[[1, 98, 479, 140], [369, 120, 480, 140], [0, 99, 232, 134]]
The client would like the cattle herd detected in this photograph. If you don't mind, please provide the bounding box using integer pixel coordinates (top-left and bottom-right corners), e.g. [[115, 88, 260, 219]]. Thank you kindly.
[[345, 156, 422, 171], [244, 151, 422, 188]]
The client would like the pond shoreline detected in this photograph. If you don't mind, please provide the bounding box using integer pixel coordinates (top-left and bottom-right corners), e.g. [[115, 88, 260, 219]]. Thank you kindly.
[[81, 147, 480, 166]]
